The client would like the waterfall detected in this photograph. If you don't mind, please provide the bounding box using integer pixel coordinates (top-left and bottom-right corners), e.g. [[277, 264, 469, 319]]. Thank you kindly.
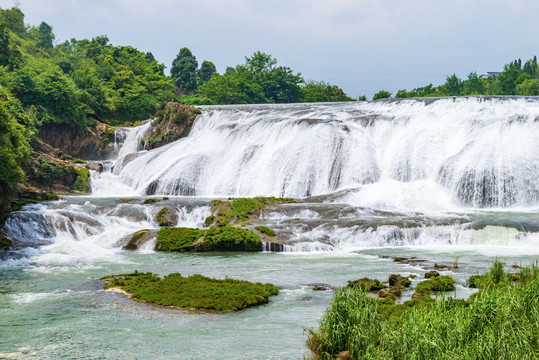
[[107, 97, 539, 210], [3, 97, 539, 261]]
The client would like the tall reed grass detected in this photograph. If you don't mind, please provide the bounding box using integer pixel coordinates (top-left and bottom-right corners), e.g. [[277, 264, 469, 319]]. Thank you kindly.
[[307, 261, 539, 359]]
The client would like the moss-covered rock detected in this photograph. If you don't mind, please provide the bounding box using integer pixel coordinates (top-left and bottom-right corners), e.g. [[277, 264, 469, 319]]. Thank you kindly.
[[142, 103, 201, 150], [70, 166, 90, 192], [425, 270, 440, 279], [142, 198, 160, 205], [210, 197, 295, 226], [388, 274, 412, 288], [0, 234, 12, 249], [347, 277, 386, 291], [155, 206, 178, 227], [255, 225, 275, 237], [101, 272, 279, 312], [415, 275, 456, 294], [155, 227, 204, 252], [201, 226, 262, 251], [122, 230, 153, 250]]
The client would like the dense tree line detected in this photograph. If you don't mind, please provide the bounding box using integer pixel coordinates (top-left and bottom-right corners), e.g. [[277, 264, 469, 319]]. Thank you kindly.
[[372, 56, 539, 100], [0, 6, 174, 221], [170, 49, 355, 105]]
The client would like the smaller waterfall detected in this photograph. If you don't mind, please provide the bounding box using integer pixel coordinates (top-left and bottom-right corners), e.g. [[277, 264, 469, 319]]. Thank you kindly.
[[116, 121, 153, 160]]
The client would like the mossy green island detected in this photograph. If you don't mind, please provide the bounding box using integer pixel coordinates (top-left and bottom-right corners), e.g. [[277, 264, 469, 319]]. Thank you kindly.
[[307, 261, 539, 359], [156, 226, 262, 252], [101, 272, 279, 312]]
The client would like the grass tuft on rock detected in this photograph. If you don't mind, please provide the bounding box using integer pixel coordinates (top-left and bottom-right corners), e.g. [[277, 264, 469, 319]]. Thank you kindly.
[[101, 272, 278, 312]]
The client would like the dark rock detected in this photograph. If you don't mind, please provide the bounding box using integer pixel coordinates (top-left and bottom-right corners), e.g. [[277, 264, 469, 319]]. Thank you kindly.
[[37, 121, 115, 160], [85, 162, 103, 172]]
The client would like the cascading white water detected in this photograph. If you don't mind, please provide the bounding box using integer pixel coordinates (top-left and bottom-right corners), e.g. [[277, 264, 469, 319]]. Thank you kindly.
[[4, 97, 539, 260], [109, 97, 539, 210]]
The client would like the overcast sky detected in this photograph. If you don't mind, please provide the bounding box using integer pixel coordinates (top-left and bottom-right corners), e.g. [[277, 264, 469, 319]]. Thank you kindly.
[[1, 0, 537, 98]]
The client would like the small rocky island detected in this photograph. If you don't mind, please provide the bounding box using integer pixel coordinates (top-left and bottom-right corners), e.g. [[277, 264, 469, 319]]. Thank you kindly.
[[101, 272, 279, 312]]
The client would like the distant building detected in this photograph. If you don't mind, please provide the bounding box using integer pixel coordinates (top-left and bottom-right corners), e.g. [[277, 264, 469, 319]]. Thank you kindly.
[[480, 72, 502, 79]]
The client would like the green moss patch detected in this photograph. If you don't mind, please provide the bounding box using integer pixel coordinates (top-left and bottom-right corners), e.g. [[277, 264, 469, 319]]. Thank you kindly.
[[0, 234, 12, 249], [347, 277, 386, 291], [255, 226, 275, 237], [211, 197, 295, 226], [123, 230, 151, 250], [101, 272, 278, 312], [143, 198, 160, 205], [415, 275, 456, 294], [156, 226, 262, 252], [156, 227, 204, 251], [203, 226, 261, 251], [70, 166, 90, 192]]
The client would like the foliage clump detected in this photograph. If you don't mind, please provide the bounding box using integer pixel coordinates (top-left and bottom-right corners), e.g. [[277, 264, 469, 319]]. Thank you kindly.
[[308, 260, 539, 359], [101, 272, 278, 312]]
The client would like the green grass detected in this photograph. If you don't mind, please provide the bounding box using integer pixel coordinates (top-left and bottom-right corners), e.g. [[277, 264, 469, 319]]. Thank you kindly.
[[101, 272, 279, 312], [307, 261, 539, 359], [155, 225, 262, 252]]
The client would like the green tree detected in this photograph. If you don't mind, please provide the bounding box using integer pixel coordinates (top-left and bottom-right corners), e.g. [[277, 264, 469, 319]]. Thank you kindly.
[[497, 64, 521, 95], [197, 74, 246, 104], [0, 86, 32, 220], [301, 81, 353, 102], [522, 56, 537, 77], [37, 21, 54, 49], [463, 72, 484, 95], [373, 90, 391, 100], [443, 74, 463, 96], [198, 60, 217, 85], [516, 78, 539, 95], [171, 47, 198, 92]]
